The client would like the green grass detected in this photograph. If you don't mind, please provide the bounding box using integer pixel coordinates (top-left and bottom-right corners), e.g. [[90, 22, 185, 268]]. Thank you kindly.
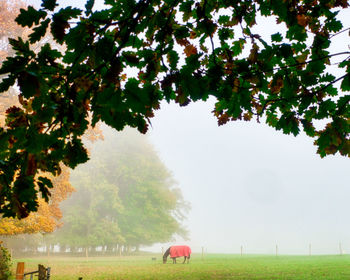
[[12, 254, 350, 280]]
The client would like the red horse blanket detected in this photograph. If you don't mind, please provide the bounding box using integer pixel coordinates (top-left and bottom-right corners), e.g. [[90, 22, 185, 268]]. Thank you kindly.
[[170, 246, 191, 258]]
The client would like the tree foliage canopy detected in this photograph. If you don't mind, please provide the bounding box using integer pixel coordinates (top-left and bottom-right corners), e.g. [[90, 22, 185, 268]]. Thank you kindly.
[[53, 127, 189, 250], [0, 0, 349, 218]]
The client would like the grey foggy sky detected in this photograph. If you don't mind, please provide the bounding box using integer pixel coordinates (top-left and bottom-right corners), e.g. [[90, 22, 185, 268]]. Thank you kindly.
[[27, 0, 350, 254], [148, 99, 350, 255]]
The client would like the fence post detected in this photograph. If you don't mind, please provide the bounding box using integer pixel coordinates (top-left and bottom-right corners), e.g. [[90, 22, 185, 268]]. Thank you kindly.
[[16, 262, 25, 280], [47, 267, 51, 280], [38, 264, 47, 280], [309, 243, 311, 256]]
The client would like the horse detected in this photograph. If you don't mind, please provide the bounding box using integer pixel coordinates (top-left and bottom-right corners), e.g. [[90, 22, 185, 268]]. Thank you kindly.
[[163, 245, 191, 264]]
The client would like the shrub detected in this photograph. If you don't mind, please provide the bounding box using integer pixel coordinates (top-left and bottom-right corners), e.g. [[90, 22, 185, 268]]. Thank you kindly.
[[0, 241, 12, 280]]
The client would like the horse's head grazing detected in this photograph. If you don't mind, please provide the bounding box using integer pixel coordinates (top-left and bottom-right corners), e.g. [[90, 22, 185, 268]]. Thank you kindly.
[[163, 247, 171, 264]]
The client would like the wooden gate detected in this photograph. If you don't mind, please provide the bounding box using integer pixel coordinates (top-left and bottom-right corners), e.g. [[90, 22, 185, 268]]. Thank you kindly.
[[16, 263, 50, 280]]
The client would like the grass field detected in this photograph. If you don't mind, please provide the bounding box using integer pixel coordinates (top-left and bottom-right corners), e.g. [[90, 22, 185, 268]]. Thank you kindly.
[[13, 254, 350, 280]]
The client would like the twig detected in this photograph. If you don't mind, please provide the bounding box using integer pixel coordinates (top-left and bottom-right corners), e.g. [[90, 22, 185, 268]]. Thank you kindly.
[[330, 27, 350, 38]]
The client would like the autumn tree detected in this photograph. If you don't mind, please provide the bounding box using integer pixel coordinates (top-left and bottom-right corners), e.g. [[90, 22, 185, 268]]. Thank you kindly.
[[0, 0, 76, 240], [52, 127, 189, 254], [0, 0, 27, 125], [0, 79, 74, 238], [0, 0, 27, 62], [0, 165, 74, 234], [0, 0, 349, 218]]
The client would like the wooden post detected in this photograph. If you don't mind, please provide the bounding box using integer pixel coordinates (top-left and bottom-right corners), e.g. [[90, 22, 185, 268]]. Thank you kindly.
[[16, 262, 25, 280], [38, 264, 47, 280], [309, 243, 311, 256], [47, 267, 51, 280]]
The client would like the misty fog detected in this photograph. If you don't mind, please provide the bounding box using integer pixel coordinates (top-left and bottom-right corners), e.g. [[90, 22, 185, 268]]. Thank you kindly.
[[26, 0, 350, 256], [146, 98, 350, 255]]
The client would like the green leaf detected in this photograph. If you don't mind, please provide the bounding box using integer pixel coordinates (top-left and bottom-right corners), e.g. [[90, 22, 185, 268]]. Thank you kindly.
[[122, 51, 139, 66], [29, 18, 51, 43], [271, 32, 283, 42], [336, 95, 350, 115], [38, 43, 62, 62], [324, 85, 338, 96], [8, 37, 31, 54], [179, 0, 194, 21], [17, 71, 40, 98], [174, 26, 190, 39], [325, 18, 343, 33], [0, 57, 27, 75], [14, 176, 38, 213], [301, 119, 316, 137], [218, 15, 230, 25], [0, 76, 16, 93], [15, 6, 47, 28], [41, 0, 58, 11], [318, 99, 336, 118], [276, 112, 300, 136], [218, 28, 234, 42], [339, 60, 349, 69], [167, 50, 179, 70], [286, 24, 307, 41], [37, 176, 54, 202], [279, 43, 293, 58], [232, 39, 245, 56], [319, 73, 336, 83], [51, 7, 82, 43], [85, 0, 95, 15], [340, 74, 350, 91], [63, 138, 89, 169], [51, 15, 69, 43]]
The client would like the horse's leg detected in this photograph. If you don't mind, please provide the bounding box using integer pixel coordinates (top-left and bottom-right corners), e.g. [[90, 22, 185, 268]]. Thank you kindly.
[[183, 257, 186, 264], [172, 257, 176, 264], [187, 255, 190, 264]]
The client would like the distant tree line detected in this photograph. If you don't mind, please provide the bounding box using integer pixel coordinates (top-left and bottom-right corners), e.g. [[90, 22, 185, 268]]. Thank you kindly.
[[1, 128, 189, 256]]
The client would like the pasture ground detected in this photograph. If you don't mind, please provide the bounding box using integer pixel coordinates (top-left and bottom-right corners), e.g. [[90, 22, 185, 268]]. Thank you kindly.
[[13, 254, 350, 280]]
